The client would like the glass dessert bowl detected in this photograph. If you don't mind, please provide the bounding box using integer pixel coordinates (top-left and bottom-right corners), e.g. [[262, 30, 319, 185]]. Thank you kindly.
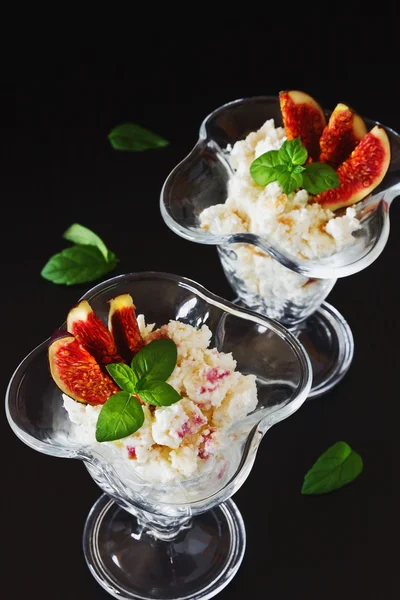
[[160, 95, 400, 398], [6, 272, 312, 600]]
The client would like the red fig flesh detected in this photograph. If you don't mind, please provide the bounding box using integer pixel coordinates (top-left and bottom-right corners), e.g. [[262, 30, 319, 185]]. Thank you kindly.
[[279, 90, 326, 161], [108, 294, 144, 362], [48, 335, 119, 405], [319, 103, 367, 167], [315, 126, 391, 211], [67, 300, 123, 365]]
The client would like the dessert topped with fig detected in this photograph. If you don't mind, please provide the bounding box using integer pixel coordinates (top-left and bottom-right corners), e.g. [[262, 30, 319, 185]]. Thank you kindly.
[[48, 294, 258, 483], [201, 89, 390, 246], [199, 90, 391, 321]]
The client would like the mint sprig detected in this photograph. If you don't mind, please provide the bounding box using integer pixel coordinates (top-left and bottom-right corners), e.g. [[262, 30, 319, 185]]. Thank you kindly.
[[278, 137, 308, 166], [41, 224, 118, 286], [95, 391, 145, 443], [130, 338, 177, 384], [250, 138, 340, 195], [302, 162, 341, 195], [96, 339, 181, 442], [301, 441, 363, 495], [135, 380, 181, 407], [108, 123, 169, 152], [105, 363, 138, 394]]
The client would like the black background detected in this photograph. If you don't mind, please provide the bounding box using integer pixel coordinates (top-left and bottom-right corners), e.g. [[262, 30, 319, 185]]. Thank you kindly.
[[2, 16, 398, 600]]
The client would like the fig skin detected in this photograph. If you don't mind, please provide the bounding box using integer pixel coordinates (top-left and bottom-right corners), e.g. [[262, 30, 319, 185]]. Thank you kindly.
[[319, 103, 367, 167], [279, 90, 326, 162], [48, 335, 119, 405], [108, 294, 144, 362], [67, 300, 124, 365], [315, 126, 391, 211]]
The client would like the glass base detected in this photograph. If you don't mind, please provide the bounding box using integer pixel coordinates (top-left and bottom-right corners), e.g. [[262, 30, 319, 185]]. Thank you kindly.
[[232, 298, 354, 399], [83, 494, 246, 600], [291, 302, 354, 399]]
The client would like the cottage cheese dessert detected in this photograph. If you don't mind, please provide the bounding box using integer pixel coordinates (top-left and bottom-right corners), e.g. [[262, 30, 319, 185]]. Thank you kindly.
[[199, 118, 360, 321], [49, 297, 258, 484], [200, 119, 361, 255], [199, 91, 390, 323]]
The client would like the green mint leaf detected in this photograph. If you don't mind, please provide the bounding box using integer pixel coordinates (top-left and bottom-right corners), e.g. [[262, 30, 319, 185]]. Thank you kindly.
[[130, 339, 177, 385], [136, 380, 181, 407], [41, 245, 117, 286], [293, 165, 305, 174], [302, 163, 340, 195], [108, 123, 169, 152], [277, 170, 303, 194], [250, 150, 281, 186], [96, 391, 144, 442], [106, 363, 138, 394], [63, 223, 110, 262], [254, 150, 281, 168], [278, 138, 308, 166], [273, 164, 288, 173], [301, 441, 363, 495]]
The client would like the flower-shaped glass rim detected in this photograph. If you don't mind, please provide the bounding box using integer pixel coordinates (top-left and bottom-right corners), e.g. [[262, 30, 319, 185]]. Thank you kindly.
[[5, 272, 312, 510], [160, 96, 400, 279]]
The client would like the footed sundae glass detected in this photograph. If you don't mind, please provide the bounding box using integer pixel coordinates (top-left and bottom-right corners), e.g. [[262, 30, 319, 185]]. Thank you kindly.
[[160, 96, 400, 398], [6, 272, 312, 600]]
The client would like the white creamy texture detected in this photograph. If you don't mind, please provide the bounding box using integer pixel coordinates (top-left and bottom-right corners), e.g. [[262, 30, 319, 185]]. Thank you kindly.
[[200, 119, 360, 258], [199, 120, 361, 317], [63, 318, 258, 483]]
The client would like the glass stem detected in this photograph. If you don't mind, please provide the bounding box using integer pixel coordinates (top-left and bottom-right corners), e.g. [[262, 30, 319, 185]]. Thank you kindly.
[[132, 506, 193, 542], [288, 324, 301, 337], [287, 317, 309, 337]]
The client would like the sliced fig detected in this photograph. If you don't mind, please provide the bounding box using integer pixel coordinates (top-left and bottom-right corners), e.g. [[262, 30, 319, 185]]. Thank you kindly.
[[279, 90, 326, 161], [315, 126, 390, 211], [108, 294, 144, 362], [319, 103, 367, 167], [49, 335, 119, 405], [67, 300, 124, 365]]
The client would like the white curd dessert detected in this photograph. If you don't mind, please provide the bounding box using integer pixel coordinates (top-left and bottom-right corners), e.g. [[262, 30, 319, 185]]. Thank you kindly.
[[199, 119, 361, 322], [63, 317, 258, 484]]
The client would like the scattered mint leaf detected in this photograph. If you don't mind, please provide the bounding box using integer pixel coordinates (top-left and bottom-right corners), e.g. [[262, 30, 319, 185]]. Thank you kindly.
[[131, 339, 178, 385], [277, 169, 303, 194], [42, 224, 118, 286], [96, 391, 144, 442], [136, 380, 182, 407], [302, 162, 340, 195], [301, 441, 363, 495], [108, 123, 169, 152], [106, 363, 138, 394], [63, 223, 109, 262], [41, 245, 117, 286], [250, 150, 281, 186], [249, 137, 339, 196], [278, 138, 308, 166]]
